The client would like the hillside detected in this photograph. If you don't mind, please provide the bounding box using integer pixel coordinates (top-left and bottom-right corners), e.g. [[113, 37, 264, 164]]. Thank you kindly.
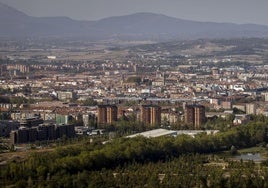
[[1, 2, 268, 41]]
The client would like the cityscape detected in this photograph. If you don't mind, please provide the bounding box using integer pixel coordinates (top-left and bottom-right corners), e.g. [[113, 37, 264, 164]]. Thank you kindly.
[[0, 1, 268, 187]]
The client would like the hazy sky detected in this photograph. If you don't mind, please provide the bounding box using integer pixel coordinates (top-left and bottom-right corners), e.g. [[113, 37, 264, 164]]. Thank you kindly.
[[1, 0, 268, 25]]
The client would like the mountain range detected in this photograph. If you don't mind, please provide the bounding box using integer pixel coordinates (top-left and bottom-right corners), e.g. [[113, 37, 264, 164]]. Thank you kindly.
[[1, 2, 268, 41]]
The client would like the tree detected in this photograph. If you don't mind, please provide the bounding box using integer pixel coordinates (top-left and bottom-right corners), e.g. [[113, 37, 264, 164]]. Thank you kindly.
[[233, 107, 245, 114], [10, 97, 28, 107], [230, 145, 237, 155], [0, 96, 10, 103], [82, 98, 97, 106], [126, 76, 141, 84], [68, 114, 84, 126]]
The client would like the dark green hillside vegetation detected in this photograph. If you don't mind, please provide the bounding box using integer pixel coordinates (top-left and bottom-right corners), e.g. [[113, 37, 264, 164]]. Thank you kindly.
[[7, 155, 266, 188], [1, 116, 268, 187]]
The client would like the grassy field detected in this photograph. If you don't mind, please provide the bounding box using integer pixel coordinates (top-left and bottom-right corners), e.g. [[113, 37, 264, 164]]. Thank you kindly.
[[238, 146, 266, 153]]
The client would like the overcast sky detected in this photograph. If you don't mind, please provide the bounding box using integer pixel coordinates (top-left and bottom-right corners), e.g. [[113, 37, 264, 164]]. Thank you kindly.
[[1, 0, 268, 25]]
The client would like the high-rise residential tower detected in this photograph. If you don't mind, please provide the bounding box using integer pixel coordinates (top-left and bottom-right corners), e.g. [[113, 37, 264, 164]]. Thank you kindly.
[[97, 105, 118, 126], [185, 105, 206, 129], [141, 105, 161, 126]]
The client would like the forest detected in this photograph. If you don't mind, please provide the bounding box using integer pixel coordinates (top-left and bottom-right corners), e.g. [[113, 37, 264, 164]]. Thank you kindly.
[[0, 115, 268, 187]]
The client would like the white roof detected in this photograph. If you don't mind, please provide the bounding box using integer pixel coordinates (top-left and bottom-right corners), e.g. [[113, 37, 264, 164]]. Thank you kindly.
[[126, 129, 219, 138], [126, 128, 177, 138]]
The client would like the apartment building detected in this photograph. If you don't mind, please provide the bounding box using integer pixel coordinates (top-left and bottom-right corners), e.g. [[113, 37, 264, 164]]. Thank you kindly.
[[185, 105, 206, 129], [10, 124, 75, 144], [97, 105, 118, 126], [141, 105, 161, 126]]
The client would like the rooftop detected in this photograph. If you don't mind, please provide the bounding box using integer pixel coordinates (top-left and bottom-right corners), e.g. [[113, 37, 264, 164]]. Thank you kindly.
[[126, 128, 177, 138]]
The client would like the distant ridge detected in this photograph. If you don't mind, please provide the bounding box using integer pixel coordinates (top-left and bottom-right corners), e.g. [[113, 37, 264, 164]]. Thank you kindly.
[[1, 2, 268, 41]]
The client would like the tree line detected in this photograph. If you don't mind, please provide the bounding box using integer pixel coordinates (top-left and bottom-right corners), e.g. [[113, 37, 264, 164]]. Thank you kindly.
[[0, 117, 268, 187]]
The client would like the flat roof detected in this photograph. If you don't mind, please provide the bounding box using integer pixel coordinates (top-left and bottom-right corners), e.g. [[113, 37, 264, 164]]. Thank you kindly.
[[126, 128, 177, 138], [126, 129, 219, 138]]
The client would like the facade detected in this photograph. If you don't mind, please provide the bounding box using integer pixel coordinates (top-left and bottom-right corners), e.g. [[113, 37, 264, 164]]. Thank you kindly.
[[221, 101, 232, 109], [107, 105, 118, 124], [0, 121, 20, 137], [185, 105, 195, 126], [97, 105, 107, 125], [37, 124, 56, 140], [194, 106, 206, 128], [161, 112, 179, 125], [233, 114, 250, 125], [211, 67, 219, 75], [246, 103, 256, 115], [97, 105, 118, 126], [141, 105, 161, 126], [11, 111, 41, 121], [15, 127, 28, 143], [10, 124, 75, 144], [20, 117, 44, 127], [185, 105, 206, 129], [264, 93, 268, 102], [57, 91, 76, 102], [56, 114, 69, 125], [82, 113, 96, 127]]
